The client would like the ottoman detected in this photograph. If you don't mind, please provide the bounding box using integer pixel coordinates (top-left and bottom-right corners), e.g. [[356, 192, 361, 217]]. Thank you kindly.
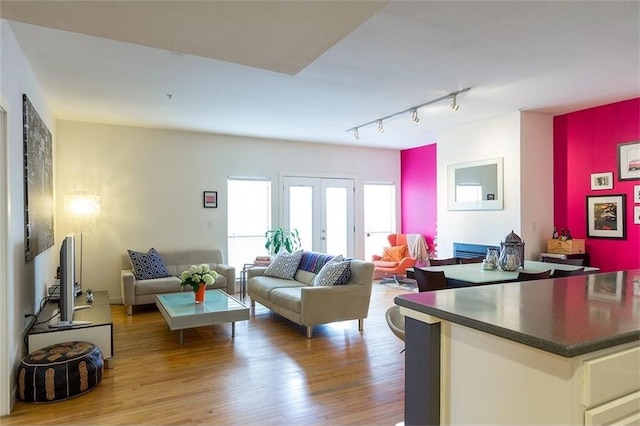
[[18, 341, 104, 403]]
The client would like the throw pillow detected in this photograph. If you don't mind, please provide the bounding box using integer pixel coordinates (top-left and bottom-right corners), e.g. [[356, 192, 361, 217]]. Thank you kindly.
[[264, 249, 304, 280], [381, 245, 408, 262], [127, 248, 171, 280], [314, 257, 351, 287]]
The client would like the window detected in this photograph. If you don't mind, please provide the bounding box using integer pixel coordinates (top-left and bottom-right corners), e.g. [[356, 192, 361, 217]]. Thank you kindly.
[[227, 178, 271, 279], [364, 183, 396, 261]]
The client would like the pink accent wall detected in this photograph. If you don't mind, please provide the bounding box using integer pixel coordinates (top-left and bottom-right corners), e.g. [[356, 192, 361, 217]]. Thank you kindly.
[[400, 144, 437, 254], [554, 98, 640, 272]]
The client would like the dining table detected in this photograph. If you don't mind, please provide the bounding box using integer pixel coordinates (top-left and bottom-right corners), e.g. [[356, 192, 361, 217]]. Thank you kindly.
[[406, 260, 599, 288]]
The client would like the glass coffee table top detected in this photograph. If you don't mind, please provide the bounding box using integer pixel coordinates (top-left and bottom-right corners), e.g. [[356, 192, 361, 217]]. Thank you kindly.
[[156, 289, 249, 343]]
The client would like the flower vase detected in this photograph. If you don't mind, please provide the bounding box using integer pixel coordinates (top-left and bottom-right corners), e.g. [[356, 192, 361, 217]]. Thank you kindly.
[[195, 283, 206, 303]]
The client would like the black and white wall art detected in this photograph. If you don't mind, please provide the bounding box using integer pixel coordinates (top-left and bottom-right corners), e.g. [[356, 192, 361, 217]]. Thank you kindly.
[[23, 94, 54, 261]]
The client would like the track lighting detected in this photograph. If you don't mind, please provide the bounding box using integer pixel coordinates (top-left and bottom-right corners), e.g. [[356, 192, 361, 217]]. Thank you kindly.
[[451, 95, 460, 111], [346, 87, 470, 138]]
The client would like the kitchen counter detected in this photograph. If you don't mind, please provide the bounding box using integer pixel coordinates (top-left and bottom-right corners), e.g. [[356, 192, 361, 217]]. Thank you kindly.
[[395, 269, 639, 357], [394, 270, 640, 425]]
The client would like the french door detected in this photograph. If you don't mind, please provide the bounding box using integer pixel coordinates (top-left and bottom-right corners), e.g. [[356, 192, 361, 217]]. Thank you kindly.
[[282, 176, 354, 256]]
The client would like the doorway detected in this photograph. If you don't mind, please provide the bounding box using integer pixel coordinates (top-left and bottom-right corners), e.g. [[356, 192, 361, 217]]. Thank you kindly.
[[282, 176, 354, 256]]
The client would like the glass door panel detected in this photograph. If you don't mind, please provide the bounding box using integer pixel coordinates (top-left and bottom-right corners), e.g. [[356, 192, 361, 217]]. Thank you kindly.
[[364, 183, 396, 261]]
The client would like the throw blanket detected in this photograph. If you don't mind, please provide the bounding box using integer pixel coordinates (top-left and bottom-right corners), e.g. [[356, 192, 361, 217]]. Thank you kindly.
[[406, 234, 429, 263]]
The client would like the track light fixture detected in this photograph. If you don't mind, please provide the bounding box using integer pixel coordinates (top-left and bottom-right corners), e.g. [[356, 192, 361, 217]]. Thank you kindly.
[[346, 87, 470, 138], [451, 95, 460, 111]]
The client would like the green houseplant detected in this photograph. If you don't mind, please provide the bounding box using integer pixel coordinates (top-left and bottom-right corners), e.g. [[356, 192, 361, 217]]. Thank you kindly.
[[264, 227, 301, 255]]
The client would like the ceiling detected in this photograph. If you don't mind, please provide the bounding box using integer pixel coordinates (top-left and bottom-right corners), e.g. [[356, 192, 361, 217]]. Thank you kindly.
[[2, 1, 639, 149]]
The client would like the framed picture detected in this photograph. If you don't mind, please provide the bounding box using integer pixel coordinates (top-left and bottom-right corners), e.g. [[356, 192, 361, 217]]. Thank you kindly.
[[590, 172, 613, 190], [635, 206, 640, 225], [586, 194, 626, 239], [203, 191, 217, 208], [634, 185, 640, 203], [617, 141, 640, 181]]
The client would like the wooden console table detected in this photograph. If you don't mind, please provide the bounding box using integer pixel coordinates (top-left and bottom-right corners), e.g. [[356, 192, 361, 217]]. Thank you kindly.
[[28, 290, 114, 368]]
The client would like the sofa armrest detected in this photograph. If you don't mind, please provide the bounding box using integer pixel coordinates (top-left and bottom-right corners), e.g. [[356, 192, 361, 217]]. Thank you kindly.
[[300, 284, 371, 325], [216, 263, 236, 295], [372, 254, 383, 261], [396, 257, 418, 269], [121, 270, 136, 306], [247, 267, 267, 279]]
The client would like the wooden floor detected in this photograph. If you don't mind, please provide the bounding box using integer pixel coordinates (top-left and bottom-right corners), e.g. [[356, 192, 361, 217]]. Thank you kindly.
[[2, 283, 410, 425]]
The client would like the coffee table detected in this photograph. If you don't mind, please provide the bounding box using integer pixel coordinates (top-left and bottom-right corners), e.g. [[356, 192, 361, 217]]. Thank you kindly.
[[156, 290, 249, 344]]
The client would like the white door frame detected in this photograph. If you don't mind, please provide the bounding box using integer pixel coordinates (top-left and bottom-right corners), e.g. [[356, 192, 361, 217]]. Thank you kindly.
[[279, 172, 355, 256], [0, 106, 10, 415]]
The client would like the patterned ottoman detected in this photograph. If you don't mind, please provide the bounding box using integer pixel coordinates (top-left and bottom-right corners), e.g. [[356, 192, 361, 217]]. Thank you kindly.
[[18, 341, 103, 403]]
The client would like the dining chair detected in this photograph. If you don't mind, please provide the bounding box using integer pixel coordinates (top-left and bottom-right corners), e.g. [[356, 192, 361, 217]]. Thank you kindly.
[[541, 256, 585, 266], [414, 268, 447, 292], [458, 256, 485, 264], [429, 257, 458, 266], [517, 270, 551, 281], [550, 267, 585, 278]]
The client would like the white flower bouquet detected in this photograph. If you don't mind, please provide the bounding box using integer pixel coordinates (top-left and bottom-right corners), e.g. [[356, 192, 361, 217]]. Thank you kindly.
[[179, 264, 218, 292]]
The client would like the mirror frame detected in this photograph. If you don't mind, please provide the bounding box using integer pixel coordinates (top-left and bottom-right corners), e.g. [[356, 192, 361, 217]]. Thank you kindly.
[[447, 157, 504, 211]]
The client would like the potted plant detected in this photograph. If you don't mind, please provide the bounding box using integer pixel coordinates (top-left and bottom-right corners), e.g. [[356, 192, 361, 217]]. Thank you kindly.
[[179, 264, 218, 303], [264, 227, 301, 255]]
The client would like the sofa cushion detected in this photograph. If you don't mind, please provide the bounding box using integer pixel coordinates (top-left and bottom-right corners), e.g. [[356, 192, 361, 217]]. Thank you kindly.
[[268, 287, 303, 313], [293, 269, 317, 286], [314, 257, 351, 286], [264, 249, 303, 280], [135, 276, 181, 295], [373, 260, 400, 268], [127, 248, 172, 280], [381, 245, 408, 262], [249, 275, 306, 300]]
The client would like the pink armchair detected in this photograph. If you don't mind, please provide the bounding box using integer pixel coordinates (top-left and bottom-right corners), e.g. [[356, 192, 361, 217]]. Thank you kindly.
[[372, 234, 418, 283]]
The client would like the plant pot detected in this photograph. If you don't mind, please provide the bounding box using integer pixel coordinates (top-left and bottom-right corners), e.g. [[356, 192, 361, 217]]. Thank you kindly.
[[195, 283, 206, 303]]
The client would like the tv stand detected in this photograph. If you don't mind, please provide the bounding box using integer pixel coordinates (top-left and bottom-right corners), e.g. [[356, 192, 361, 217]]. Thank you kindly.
[[48, 320, 93, 329], [74, 304, 92, 311], [29, 291, 113, 368]]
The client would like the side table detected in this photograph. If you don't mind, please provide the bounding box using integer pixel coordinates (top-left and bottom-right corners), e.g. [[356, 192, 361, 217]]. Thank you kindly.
[[240, 263, 255, 299]]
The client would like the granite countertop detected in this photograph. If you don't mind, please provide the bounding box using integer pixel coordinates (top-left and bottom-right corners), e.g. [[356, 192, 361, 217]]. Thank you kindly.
[[395, 269, 640, 357]]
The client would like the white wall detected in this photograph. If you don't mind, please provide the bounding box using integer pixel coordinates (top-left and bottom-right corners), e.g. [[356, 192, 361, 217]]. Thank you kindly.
[[55, 120, 400, 303], [436, 112, 522, 257], [436, 111, 554, 260], [520, 111, 554, 257], [0, 20, 58, 415]]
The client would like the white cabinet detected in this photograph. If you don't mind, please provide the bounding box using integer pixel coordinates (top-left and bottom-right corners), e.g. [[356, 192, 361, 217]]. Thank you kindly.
[[430, 320, 639, 425]]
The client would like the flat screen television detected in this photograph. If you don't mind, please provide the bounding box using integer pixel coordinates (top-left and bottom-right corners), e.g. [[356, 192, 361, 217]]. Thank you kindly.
[[50, 234, 91, 328]]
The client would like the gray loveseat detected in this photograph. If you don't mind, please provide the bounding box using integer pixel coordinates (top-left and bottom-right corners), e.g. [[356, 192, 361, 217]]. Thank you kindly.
[[121, 248, 236, 315], [247, 251, 375, 338]]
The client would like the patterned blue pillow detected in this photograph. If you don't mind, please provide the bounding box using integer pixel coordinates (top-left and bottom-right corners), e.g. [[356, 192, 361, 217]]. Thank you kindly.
[[314, 258, 351, 286], [264, 249, 303, 280], [127, 248, 171, 280]]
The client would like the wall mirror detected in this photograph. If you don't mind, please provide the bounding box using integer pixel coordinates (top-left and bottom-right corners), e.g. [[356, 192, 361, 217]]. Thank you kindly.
[[447, 157, 504, 211]]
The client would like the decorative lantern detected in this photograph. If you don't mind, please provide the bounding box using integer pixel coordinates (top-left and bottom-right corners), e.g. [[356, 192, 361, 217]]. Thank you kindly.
[[499, 230, 525, 271]]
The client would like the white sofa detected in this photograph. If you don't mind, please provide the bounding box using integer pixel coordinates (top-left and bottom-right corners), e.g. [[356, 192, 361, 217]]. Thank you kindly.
[[121, 248, 235, 315], [247, 251, 375, 338]]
